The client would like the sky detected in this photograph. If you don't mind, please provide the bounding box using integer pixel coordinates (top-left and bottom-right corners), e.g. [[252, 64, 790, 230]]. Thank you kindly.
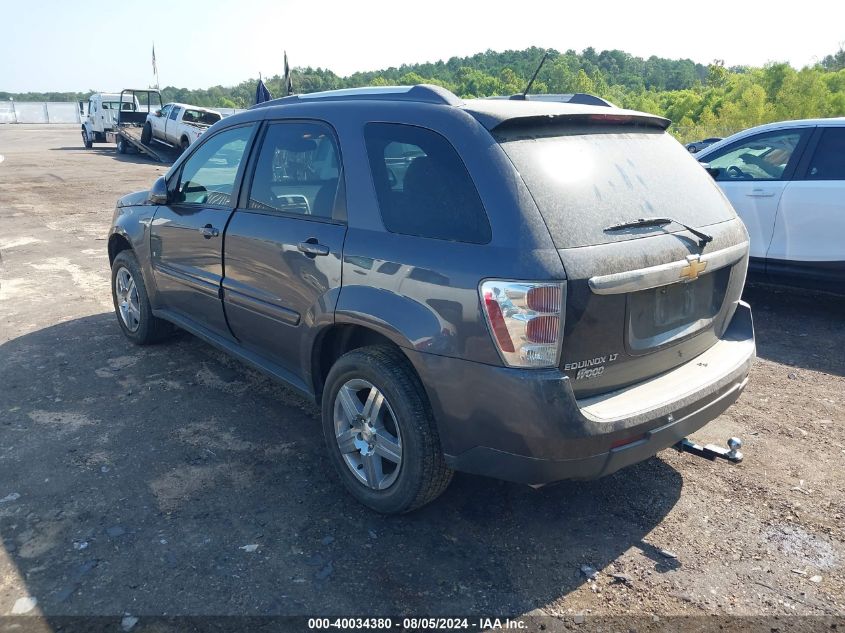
[[1, 0, 843, 93]]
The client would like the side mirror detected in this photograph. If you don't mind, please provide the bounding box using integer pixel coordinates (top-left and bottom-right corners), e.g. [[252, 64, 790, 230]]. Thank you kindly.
[[148, 176, 169, 205], [155, 109, 162, 117], [700, 162, 720, 179]]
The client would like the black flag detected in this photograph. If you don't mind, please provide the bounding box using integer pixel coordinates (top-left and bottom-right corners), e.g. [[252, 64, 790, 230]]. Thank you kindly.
[[255, 78, 272, 105], [284, 51, 293, 96]]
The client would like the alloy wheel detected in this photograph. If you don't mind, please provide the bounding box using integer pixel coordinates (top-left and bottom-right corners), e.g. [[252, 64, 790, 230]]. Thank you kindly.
[[114, 266, 141, 332], [333, 378, 403, 490]]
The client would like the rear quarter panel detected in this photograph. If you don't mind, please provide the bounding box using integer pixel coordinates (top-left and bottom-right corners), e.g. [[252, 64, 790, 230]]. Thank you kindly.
[[323, 101, 566, 365]]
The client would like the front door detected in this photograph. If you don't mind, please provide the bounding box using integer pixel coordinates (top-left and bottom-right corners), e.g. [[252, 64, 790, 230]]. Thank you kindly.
[[222, 120, 346, 381], [704, 128, 811, 262], [151, 104, 171, 139], [150, 123, 257, 337], [166, 105, 182, 144]]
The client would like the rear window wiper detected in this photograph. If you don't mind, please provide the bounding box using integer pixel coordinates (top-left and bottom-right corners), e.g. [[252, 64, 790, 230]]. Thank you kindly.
[[603, 217, 713, 248]]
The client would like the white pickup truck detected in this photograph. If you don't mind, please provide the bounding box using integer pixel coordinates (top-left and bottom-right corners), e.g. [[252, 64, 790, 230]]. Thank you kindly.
[[141, 103, 222, 153]]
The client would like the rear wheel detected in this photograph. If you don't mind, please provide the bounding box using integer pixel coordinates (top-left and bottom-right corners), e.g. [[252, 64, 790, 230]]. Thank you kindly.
[[116, 137, 127, 154], [180, 137, 190, 153], [321, 345, 453, 514], [141, 123, 152, 145], [82, 128, 92, 149], [111, 250, 172, 345]]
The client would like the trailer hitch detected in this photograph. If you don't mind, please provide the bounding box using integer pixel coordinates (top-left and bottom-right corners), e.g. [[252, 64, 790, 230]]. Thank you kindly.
[[675, 437, 743, 463]]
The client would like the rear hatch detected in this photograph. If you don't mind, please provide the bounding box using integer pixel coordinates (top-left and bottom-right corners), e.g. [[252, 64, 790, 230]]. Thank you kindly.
[[490, 113, 748, 398]]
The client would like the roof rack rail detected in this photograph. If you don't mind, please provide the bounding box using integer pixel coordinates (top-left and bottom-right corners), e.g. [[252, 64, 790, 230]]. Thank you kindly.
[[486, 93, 614, 107], [251, 84, 462, 109]]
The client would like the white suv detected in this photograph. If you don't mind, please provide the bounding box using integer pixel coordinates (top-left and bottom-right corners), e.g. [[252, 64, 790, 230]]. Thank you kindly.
[[697, 118, 845, 293]]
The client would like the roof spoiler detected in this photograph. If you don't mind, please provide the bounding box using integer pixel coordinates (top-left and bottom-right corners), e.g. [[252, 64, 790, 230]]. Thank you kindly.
[[490, 111, 671, 132]]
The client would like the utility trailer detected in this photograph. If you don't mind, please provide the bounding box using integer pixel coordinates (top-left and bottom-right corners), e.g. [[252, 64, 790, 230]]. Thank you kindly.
[[105, 89, 177, 163]]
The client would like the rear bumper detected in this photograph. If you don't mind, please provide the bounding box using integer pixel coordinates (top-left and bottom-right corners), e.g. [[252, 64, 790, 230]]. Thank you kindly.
[[406, 301, 755, 485]]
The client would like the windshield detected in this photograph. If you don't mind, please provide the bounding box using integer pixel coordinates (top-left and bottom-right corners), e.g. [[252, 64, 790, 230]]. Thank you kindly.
[[496, 125, 735, 249]]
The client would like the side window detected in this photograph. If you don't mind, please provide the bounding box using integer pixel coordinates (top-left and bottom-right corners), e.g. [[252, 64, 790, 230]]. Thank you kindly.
[[169, 106, 180, 121], [706, 131, 803, 181], [805, 128, 845, 181], [247, 121, 341, 219], [159, 104, 171, 118], [364, 123, 491, 243], [174, 124, 255, 206]]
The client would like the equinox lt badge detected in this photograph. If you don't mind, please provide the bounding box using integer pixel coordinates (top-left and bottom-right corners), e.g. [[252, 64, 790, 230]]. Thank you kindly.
[[564, 354, 619, 380]]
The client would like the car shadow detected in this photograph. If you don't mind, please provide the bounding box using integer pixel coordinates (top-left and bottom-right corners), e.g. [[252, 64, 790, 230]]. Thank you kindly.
[[49, 146, 174, 166], [743, 283, 845, 377], [0, 314, 682, 618]]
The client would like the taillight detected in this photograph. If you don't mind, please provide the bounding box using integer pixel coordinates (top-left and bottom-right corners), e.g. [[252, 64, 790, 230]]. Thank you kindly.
[[479, 281, 565, 368]]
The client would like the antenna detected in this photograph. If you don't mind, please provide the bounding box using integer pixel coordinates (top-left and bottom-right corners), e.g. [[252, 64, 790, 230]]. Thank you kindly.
[[520, 52, 549, 99]]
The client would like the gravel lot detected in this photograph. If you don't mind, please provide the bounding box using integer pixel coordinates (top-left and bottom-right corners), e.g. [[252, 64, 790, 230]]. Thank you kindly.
[[1, 125, 843, 628]]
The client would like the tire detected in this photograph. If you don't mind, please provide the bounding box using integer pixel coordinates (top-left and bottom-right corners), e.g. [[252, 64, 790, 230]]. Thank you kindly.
[[321, 345, 453, 514], [82, 128, 93, 149], [141, 123, 152, 145], [180, 137, 190, 154], [111, 250, 172, 345], [116, 137, 126, 154]]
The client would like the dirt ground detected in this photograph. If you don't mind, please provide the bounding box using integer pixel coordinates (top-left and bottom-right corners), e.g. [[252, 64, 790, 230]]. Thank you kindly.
[[1, 125, 844, 629]]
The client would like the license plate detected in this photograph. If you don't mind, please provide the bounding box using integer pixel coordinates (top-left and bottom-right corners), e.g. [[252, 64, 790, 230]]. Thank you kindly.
[[653, 282, 699, 328]]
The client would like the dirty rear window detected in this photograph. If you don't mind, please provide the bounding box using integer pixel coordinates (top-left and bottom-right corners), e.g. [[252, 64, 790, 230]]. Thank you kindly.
[[496, 126, 734, 249]]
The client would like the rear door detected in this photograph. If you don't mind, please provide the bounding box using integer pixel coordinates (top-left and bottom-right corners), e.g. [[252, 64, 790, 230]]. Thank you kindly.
[[769, 126, 845, 287], [702, 128, 811, 262], [222, 120, 346, 381], [495, 123, 749, 397], [150, 123, 257, 337]]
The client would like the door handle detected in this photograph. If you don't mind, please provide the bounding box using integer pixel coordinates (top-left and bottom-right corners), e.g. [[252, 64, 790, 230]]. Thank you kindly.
[[298, 239, 330, 257], [200, 224, 220, 239], [747, 189, 775, 198]]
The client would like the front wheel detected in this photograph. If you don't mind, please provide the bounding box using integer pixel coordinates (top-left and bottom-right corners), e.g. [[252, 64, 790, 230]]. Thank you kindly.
[[141, 123, 152, 145], [116, 137, 127, 154], [82, 128, 93, 149], [111, 250, 172, 345], [180, 137, 190, 153], [321, 345, 453, 514]]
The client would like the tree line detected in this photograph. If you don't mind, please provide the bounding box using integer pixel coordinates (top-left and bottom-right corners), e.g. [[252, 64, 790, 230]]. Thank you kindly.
[[3, 45, 844, 141]]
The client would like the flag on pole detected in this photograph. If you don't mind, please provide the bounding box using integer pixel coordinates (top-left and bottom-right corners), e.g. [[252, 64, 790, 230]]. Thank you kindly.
[[283, 51, 293, 96], [255, 78, 273, 105], [152, 43, 160, 89]]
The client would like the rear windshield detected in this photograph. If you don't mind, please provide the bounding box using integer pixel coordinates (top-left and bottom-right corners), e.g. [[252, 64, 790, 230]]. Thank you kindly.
[[496, 126, 735, 249], [185, 109, 222, 125]]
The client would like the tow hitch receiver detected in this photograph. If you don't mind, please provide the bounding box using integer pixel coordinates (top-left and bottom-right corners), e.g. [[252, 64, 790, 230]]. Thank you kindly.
[[675, 437, 743, 463]]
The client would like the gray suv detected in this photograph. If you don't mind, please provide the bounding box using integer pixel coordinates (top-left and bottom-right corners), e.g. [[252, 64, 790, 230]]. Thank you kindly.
[[107, 85, 755, 513]]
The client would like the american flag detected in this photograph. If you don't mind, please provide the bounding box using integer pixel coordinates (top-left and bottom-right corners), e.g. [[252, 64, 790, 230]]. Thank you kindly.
[[152, 44, 158, 76]]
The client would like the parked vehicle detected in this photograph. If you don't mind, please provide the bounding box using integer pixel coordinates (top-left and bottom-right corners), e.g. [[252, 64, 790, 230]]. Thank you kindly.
[[81, 92, 141, 148], [686, 137, 722, 153], [107, 85, 755, 513], [696, 118, 845, 293], [142, 103, 222, 153]]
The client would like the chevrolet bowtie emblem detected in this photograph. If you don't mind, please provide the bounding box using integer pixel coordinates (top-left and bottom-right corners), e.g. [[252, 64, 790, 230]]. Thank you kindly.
[[680, 255, 707, 281]]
